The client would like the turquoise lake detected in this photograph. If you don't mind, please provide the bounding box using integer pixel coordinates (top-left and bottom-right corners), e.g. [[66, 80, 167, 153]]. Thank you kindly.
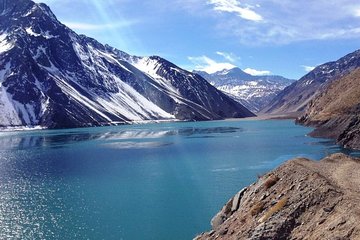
[[0, 119, 358, 239]]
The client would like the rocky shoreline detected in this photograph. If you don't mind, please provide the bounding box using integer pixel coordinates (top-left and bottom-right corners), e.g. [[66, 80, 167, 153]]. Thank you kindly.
[[296, 68, 360, 150], [195, 153, 360, 240], [297, 113, 360, 150]]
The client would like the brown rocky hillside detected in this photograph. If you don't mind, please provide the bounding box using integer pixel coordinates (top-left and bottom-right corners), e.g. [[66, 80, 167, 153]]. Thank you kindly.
[[195, 153, 360, 240], [297, 68, 360, 150]]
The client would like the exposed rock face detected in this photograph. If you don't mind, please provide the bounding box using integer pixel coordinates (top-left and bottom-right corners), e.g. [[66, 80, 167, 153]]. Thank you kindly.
[[195, 153, 360, 240], [261, 49, 360, 114], [297, 68, 360, 150], [0, 0, 254, 129]]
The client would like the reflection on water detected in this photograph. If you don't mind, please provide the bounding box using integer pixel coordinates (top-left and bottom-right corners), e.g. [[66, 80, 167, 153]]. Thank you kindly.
[[0, 124, 245, 239], [103, 141, 174, 149], [0, 126, 243, 150]]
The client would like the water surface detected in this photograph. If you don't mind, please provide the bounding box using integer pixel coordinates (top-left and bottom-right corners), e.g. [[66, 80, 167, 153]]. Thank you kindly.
[[0, 120, 358, 239]]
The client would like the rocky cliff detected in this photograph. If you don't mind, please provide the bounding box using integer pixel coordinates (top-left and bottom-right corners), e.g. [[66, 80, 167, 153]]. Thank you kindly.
[[195, 153, 360, 240], [297, 68, 360, 150]]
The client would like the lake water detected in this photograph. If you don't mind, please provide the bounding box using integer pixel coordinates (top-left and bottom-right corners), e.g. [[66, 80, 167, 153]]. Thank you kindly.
[[0, 120, 358, 239]]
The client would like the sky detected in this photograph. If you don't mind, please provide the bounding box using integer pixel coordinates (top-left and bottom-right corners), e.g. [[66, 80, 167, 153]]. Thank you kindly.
[[34, 0, 360, 79]]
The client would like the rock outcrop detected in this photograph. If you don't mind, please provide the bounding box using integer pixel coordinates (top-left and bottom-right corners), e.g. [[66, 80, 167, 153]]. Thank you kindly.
[[297, 68, 360, 150], [195, 153, 360, 240]]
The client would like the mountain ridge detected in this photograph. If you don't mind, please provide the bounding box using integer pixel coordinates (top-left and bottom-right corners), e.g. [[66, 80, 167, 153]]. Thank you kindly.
[[261, 49, 360, 114], [195, 68, 294, 112], [0, 0, 254, 128]]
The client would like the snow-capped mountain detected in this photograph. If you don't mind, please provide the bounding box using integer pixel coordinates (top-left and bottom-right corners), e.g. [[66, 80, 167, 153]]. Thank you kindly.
[[0, 0, 254, 128], [194, 68, 294, 112]]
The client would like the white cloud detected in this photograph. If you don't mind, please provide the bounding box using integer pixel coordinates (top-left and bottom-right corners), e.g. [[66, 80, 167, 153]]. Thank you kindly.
[[63, 21, 137, 31], [207, 0, 263, 22], [243, 68, 271, 76], [188, 56, 236, 74], [216, 51, 240, 63], [201, 0, 360, 45], [353, 8, 360, 17], [301, 65, 316, 72]]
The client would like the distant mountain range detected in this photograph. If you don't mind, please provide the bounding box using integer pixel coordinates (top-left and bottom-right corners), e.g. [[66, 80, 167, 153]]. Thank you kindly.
[[261, 49, 360, 114], [0, 0, 254, 129], [195, 68, 294, 112]]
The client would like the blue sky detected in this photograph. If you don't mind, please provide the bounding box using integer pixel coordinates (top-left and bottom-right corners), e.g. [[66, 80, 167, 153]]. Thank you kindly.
[[35, 0, 360, 79]]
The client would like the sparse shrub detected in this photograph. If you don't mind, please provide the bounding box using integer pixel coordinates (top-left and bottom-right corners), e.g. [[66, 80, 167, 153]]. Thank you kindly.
[[250, 201, 265, 216], [264, 175, 280, 189], [258, 197, 288, 223]]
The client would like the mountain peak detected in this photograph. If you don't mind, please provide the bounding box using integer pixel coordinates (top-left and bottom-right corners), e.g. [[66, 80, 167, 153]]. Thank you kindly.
[[0, 0, 33, 15], [197, 67, 294, 112], [213, 67, 253, 79], [0, 0, 254, 128], [0, 0, 57, 23], [215, 67, 237, 75]]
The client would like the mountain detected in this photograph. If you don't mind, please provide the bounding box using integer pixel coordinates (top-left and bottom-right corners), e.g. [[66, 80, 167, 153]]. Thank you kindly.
[[262, 49, 360, 114], [195, 68, 294, 112], [297, 68, 360, 150], [0, 0, 254, 129]]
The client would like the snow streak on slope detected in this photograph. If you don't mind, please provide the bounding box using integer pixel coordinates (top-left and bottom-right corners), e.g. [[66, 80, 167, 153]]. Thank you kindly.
[[0, 0, 253, 128], [0, 62, 23, 126], [131, 57, 180, 95], [0, 87, 23, 126], [0, 32, 13, 52], [71, 43, 175, 120]]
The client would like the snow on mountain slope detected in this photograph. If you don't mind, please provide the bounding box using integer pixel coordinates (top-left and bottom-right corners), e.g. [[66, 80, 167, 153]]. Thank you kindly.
[[130, 56, 181, 98], [195, 68, 294, 112], [0, 0, 254, 128]]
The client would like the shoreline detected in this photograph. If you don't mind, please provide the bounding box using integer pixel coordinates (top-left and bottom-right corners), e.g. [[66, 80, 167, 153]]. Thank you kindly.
[[225, 112, 303, 121], [0, 115, 300, 133], [195, 153, 360, 239]]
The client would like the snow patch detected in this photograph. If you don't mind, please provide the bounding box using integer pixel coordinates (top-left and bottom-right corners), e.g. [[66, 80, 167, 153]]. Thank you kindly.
[[62, 67, 174, 121], [33, 45, 47, 60], [72, 40, 90, 62], [0, 87, 23, 126], [26, 27, 41, 37], [303, 79, 314, 86], [23, 4, 38, 17], [25, 27, 55, 39], [38, 60, 60, 73], [94, 48, 133, 73], [0, 32, 14, 52], [0, 125, 46, 132], [54, 76, 113, 122], [132, 57, 161, 79], [96, 74, 174, 120], [131, 57, 180, 95]]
